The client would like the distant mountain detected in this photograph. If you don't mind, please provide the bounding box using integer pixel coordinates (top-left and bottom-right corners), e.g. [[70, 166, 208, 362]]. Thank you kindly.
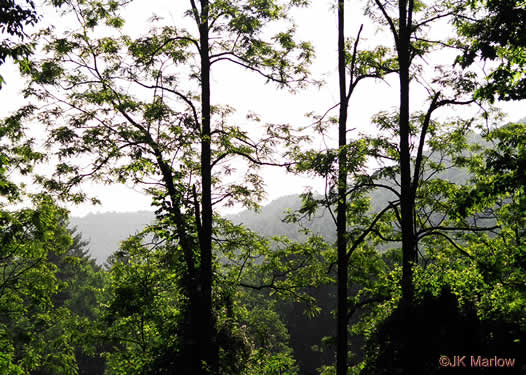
[[69, 173, 467, 265], [70, 131, 489, 265], [70, 211, 155, 265], [227, 194, 336, 243], [68, 197, 335, 265]]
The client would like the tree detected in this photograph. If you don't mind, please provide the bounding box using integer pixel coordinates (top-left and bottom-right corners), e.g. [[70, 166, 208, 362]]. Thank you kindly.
[[98, 221, 306, 375], [366, 0, 486, 305], [335, 1, 350, 373], [15, 0, 313, 373], [47, 225, 107, 375], [0, 195, 77, 374], [288, 1, 398, 373], [287, 2, 399, 372], [289, 2, 499, 372], [333, 11, 398, 371], [344, 117, 526, 373]]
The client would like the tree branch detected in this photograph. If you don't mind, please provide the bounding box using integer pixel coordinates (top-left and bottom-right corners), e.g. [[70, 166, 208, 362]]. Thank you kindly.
[[131, 80, 200, 130], [346, 24, 364, 102], [417, 224, 499, 236], [210, 55, 296, 85], [346, 202, 397, 259], [374, 0, 399, 50], [414, 11, 455, 30], [211, 150, 293, 169], [417, 230, 474, 260], [188, 0, 201, 27], [347, 296, 389, 322], [347, 182, 401, 199], [411, 91, 440, 200]]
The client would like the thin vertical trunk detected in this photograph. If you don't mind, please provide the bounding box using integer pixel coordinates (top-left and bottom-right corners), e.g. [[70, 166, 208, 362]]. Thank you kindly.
[[397, 0, 416, 306], [199, 0, 218, 373], [336, 0, 349, 374]]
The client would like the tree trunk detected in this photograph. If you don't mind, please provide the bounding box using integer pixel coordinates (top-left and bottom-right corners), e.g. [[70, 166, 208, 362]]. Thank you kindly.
[[336, 0, 349, 374], [397, 0, 416, 307], [199, 0, 218, 373]]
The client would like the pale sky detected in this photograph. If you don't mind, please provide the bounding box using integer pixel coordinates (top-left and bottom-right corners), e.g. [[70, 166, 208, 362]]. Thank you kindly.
[[0, 0, 524, 217]]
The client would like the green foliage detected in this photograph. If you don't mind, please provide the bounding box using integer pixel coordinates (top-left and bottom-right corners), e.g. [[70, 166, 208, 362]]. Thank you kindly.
[[93, 221, 305, 375], [216, 217, 333, 310], [0, 105, 44, 203], [11, 0, 313, 211], [232, 290, 299, 375], [97, 232, 181, 374], [0, 0, 38, 87], [0, 195, 79, 374], [351, 117, 526, 374], [454, 0, 526, 101], [0, 72, 89, 373], [449, 121, 526, 326]]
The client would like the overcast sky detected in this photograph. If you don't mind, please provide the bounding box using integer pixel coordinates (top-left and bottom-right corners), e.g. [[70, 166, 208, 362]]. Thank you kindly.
[[0, 0, 524, 217]]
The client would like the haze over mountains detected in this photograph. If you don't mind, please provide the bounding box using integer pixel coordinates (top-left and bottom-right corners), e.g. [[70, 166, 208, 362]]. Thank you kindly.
[[70, 130, 498, 265], [70, 211, 155, 264], [69, 195, 337, 265], [68, 175, 459, 265]]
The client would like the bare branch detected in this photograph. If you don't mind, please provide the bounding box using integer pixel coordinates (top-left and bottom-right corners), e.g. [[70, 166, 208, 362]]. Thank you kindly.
[[212, 150, 293, 170], [346, 202, 397, 259], [418, 230, 474, 260], [414, 11, 455, 30], [347, 182, 401, 200], [210, 55, 300, 85], [189, 0, 201, 27], [374, 0, 399, 50], [346, 24, 364, 101], [407, 0, 414, 32], [411, 91, 440, 200], [418, 224, 499, 236]]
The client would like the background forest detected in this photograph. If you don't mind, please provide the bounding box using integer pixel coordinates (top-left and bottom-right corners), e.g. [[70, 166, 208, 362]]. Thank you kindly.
[[0, 0, 525, 374]]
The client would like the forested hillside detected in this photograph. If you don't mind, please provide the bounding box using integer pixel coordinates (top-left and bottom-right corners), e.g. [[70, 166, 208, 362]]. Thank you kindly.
[[1, 0, 525, 374]]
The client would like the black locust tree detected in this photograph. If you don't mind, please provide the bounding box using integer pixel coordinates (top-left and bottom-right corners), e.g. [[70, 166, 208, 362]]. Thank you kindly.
[[294, 1, 490, 372], [14, 0, 313, 373], [291, 4, 397, 374], [335, 2, 396, 373], [370, 0, 481, 305]]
